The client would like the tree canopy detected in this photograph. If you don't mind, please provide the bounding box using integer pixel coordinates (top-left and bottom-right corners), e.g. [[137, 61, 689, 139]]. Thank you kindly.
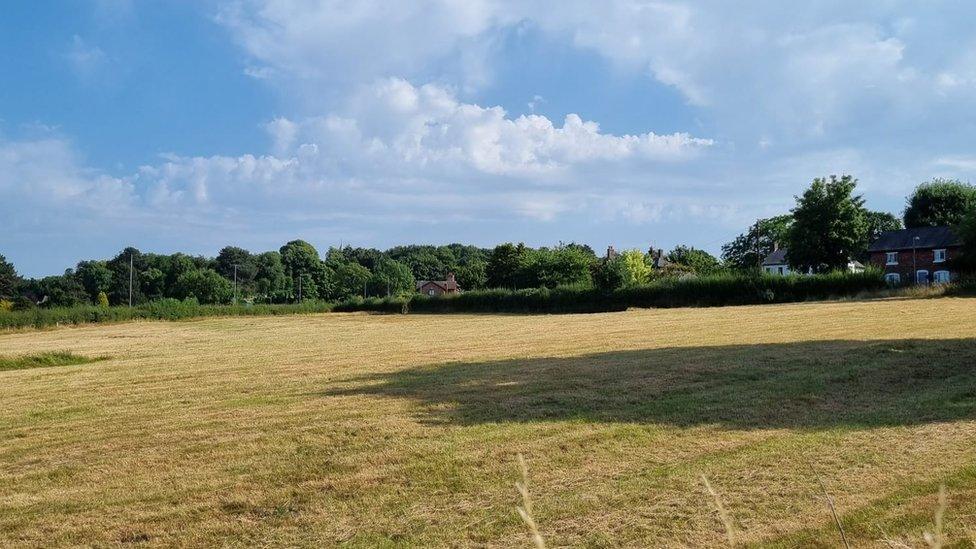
[[904, 178, 976, 228], [666, 246, 722, 275], [0, 254, 20, 301], [721, 215, 793, 271], [787, 175, 867, 273]]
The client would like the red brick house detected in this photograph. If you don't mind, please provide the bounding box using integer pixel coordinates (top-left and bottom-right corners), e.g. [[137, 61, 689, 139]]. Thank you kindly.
[[416, 273, 460, 296], [867, 226, 962, 285]]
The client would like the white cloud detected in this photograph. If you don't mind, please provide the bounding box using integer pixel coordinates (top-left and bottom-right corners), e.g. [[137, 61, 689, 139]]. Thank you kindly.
[[277, 78, 712, 178], [0, 80, 712, 243]]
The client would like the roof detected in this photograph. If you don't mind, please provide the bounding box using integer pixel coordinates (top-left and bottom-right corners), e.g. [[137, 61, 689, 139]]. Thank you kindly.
[[762, 248, 788, 266], [867, 226, 962, 252], [416, 278, 459, 291]]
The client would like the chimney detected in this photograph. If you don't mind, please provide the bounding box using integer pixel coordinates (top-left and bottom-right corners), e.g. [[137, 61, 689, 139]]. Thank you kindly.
[[773, 241, 779, 252], [446, 272, 456, 283], [606, 246, 616, 259]]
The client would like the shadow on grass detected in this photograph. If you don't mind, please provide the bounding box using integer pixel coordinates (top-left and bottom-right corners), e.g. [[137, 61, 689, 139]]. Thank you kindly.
[[321, 339, 976, 429]]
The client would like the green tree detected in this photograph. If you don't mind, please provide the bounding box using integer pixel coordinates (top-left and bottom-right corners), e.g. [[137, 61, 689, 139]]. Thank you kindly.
[[522, 246, 594, 288], [721, 215, 793, 271], [164, 254, 197, 298], [141, 267, 166, 301], [368, 258, 414, 296], [280, 240, 326, 301], [953, 210, 976, 274], [787, 175, 867, 273], [454, 258, 487, 290], [253, 251, 290, 302], [387, 245, 458, 281], [487, 243, 528, 289], [97, 291, 110, 307], [173, 269, 232, 304], [333, 262, 372, 299], [215, 246, 257, 290], [904, 179, 976, 228], [20, 271, 88, 307], [618, 249, 651, 287], [666, 246, 721, 275], [75, 260, 113, 303], [0, 254, 21, 301], [107, 247, 147, 305]]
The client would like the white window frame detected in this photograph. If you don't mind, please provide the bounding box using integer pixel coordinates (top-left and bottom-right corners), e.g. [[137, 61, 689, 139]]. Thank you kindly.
[[885, 252, 898, 265], [934, 249, 947, 263], [934, 270, 951, 284], [916, 270, 929, 284], [884, 273, 900, 285]]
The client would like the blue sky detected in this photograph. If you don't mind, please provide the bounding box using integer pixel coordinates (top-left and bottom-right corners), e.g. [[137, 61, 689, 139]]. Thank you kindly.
[[3, 1, 976, 276]]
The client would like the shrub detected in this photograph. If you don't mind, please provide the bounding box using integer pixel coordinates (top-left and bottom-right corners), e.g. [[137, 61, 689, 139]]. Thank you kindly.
[[97, 292, 110, 308], [0, 300, 12, 312], [336, 270, 887, 315]]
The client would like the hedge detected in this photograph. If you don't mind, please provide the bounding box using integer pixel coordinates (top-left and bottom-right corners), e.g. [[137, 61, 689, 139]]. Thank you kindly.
[[0, 299, 333, 330], [334, 270, 888, 314]]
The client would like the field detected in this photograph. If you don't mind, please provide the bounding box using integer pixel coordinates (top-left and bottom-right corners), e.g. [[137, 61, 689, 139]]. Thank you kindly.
[[2, 298, 976, 547]]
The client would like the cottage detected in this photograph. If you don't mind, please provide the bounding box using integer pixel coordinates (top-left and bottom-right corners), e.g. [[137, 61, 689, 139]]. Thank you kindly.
[[867, 226, 961, 285], [761, 247, 863, 275], [416, 273, 460, 296], [762, 248, 791, 275]]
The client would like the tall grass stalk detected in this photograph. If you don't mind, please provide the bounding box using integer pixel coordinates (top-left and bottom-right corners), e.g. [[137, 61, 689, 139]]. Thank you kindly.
[[809, 464, 850, 549], [922, 485, 947, 549], [701, 475, 736, 546], [515, 454, 546, 549]]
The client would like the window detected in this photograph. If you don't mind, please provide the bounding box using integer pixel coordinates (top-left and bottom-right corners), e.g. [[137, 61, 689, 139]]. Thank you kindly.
[[934, 249, 946, 263], [884, 273, 900, 285], [934, 270, 951, 284], [885, 252, 898, 265], [777, 266, 784, 275], [427, 289, 435, 296], [916, 270, 929, 284]]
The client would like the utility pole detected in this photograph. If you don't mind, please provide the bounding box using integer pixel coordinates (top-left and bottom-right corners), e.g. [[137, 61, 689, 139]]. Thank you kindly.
[[298, 275, 302, 303], [128, 253, 133, 307], [363, 280, 367, 299], [233, 264, 239, 305]]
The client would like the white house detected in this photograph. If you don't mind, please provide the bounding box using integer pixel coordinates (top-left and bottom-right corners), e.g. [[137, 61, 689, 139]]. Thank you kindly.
[[762, 248, 864, 275]]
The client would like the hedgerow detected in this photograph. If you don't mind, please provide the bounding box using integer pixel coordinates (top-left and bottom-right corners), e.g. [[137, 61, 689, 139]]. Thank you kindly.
[[0, 299, 333, 329], [334, 270, 887, 314]]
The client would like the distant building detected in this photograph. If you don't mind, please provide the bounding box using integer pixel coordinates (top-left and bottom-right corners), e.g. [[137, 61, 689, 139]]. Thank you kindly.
[[762, 247, 792, 275], [648, 247, 670, 269], [867, 226, 962, 285], [762, 246, 864, 276], [416, 273, 461, 296]]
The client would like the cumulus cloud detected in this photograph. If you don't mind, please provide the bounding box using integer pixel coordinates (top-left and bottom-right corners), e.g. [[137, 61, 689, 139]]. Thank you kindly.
[[1, 80, 713, 239]]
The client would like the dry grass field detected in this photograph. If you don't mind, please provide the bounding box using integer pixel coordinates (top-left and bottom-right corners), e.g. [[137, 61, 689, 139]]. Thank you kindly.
[[2, 298, 976, 547]]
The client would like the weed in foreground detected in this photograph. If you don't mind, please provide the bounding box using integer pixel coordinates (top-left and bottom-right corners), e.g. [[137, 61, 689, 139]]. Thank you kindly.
[[515, 454, 546, 549]]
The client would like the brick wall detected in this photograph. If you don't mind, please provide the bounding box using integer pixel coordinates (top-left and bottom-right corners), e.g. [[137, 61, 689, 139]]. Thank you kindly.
[[868, 246, 958, 282]]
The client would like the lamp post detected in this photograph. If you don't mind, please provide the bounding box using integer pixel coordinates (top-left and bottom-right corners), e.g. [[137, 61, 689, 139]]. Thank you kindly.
[[912, 236, 920, 285]]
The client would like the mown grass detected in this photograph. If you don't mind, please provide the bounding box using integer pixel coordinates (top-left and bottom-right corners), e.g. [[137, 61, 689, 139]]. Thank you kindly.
[[1, 298, 975, 546], [0, 351, 102, 372]]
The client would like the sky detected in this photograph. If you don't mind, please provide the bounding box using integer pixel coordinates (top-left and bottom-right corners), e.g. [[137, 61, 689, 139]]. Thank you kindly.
[[3, 1, 976, 277]]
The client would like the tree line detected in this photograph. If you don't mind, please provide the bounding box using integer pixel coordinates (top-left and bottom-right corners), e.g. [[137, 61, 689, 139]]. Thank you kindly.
[[721, 176, 976, 273], [3, 176, 976, 310]]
